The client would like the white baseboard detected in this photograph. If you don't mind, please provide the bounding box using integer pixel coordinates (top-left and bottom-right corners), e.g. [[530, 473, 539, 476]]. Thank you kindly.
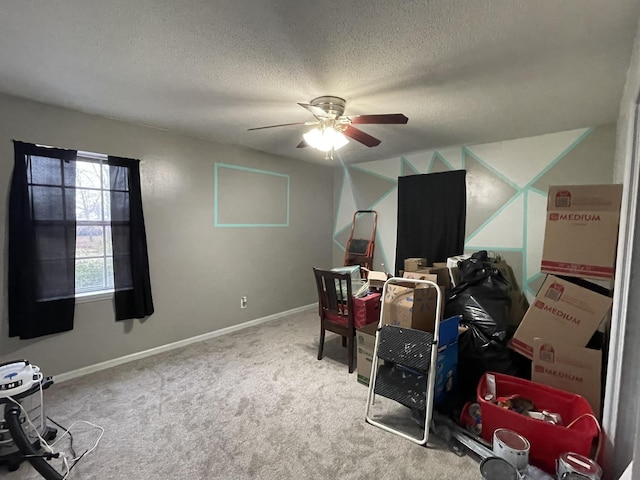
[[54, 303, 316, 383]]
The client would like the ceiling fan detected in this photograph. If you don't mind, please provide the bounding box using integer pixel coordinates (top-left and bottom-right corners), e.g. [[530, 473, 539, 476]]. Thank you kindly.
[[247, 96, 408, 159]]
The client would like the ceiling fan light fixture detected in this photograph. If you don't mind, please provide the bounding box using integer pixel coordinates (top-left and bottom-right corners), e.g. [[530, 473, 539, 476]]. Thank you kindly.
[[303, 127, 348, 152]]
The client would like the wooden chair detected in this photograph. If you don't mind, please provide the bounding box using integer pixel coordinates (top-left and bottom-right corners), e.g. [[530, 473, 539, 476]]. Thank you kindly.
[[313, 267, 357, 373]]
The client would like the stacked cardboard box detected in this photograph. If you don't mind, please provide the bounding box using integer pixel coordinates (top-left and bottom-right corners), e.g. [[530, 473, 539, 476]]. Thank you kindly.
[[510, 184, 622, 416], [366, 270, 388, 289], [404, 257, 427, 272], [382, 281, 440, 332], [540, 185, 623, 280], [356, 322, 378, 386], [404, 262, 453, 292]]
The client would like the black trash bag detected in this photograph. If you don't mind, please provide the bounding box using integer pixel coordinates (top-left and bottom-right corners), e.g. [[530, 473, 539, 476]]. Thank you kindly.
[[446, 251, 512, 338], [445, 251, 518, 401]]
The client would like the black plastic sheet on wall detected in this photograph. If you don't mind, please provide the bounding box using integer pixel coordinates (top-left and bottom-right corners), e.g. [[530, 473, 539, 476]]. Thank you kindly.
[[395, 170, 466, 275]]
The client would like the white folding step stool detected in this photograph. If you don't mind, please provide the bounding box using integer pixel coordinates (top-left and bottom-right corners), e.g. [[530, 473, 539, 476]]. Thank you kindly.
[[364, 277, 443, 445]]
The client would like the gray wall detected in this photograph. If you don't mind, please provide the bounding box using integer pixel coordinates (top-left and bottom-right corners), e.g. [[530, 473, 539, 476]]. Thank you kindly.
[[0, 93, 333, 376]]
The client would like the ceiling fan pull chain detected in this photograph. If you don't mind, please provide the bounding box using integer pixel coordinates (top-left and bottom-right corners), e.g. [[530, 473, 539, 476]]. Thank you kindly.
[[325, 148, 335, 161]]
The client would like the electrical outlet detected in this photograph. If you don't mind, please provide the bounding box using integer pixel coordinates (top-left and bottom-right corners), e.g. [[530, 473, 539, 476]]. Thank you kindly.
[[240, 296, 248, 309]]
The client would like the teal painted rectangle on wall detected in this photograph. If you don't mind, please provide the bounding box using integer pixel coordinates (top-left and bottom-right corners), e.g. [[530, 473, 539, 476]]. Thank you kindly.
[[214, 163, 290, 227]]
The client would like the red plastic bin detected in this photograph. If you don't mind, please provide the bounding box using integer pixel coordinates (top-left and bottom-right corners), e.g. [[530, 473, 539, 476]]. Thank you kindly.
[[477, 372, 599, 474]]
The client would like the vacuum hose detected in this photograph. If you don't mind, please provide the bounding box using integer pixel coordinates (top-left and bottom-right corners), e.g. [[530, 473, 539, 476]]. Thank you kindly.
[[4, 403, 63, 480]]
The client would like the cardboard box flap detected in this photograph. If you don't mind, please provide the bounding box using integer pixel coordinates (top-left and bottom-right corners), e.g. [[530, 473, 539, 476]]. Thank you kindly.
[[555, 274, 613, 298], [367, 271, 388, 282], [403, 271, 438, 283]]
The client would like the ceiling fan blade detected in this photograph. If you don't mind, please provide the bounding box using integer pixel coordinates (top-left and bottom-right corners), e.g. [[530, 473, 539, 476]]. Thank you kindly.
[[296, 139, 309, 148], [348, 113, 408, 125], [247, 122, 307, 131], [343, 125, 381, 147], [298, 103, 330, 119]]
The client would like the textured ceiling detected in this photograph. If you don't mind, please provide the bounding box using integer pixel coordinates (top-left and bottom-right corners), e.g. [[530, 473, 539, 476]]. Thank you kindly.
[[0, 1, 638, 165]]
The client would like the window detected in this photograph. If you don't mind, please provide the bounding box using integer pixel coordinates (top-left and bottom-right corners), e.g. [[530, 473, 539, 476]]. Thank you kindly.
[[10, 141, 154, 338], [74, 152, 114, 296]]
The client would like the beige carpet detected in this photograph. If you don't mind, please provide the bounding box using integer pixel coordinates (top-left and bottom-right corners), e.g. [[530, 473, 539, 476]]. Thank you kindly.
[[5, 308, 481, 479]]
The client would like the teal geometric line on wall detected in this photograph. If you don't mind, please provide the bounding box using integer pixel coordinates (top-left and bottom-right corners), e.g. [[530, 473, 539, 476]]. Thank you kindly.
[[433, 151, 455, 171], [524, 127, 594, 189], [333, 220, 353, 239], [462, 147, 522, 192], [427, 155, 434, 173], [529, 186, 548, 197], [526, 271, 545, 285], [348, 165, 397, 212], [333, 236, 346, 251], [349, 164, 400, 182], [465, 191, 524, 243], [401, 156, 419, 176], [367, 183, 397, 212]]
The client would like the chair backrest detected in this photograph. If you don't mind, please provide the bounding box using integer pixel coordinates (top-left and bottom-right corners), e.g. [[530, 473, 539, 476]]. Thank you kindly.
[[313, 267, 355, 326]]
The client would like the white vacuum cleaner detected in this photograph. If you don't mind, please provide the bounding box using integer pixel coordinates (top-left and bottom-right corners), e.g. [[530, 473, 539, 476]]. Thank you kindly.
[[0, 360, 61, 479]]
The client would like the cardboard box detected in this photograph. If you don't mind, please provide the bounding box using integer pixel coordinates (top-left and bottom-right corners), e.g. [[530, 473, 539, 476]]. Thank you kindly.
[[510, 275, 612, 359], [434, 315, 460, 406], [420, 267, 452, 291], [446, 255, 470, 269], [404, 257, 427, 272], [367, 270, 388, 289], [532, 338, 602, 416], [402, 271, 438, 283], [541, 184, 623, 280], [381, 283, 439, 332], [427, 262, 458, 290], [440, 264, 461, 287], [356, 322, 378, 386]]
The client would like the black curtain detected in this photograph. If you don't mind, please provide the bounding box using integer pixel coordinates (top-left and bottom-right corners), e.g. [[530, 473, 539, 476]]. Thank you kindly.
[[108, 156, 154, 320], [395, 170, 466, 274], [9, 141, 77, 339]]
